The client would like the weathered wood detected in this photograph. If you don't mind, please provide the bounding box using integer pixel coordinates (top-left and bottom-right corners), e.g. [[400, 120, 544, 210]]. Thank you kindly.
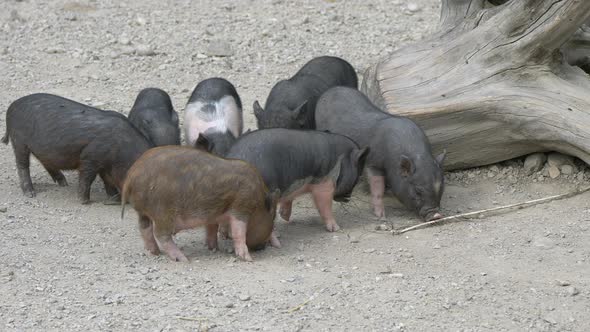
[[362, 0, 590, 170]]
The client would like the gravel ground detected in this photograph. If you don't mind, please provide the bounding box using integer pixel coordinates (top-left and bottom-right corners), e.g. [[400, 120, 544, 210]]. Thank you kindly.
[[1, 0, 589, 331]]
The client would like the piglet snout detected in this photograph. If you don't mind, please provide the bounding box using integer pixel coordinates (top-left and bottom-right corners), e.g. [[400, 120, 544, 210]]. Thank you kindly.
[[428, 212, 443, 221]]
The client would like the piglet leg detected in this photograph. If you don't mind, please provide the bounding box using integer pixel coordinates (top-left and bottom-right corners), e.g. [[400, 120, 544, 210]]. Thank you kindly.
[[229, 215, 252, 262], [100, 174, 120, 205], [153, 221, 188, 262], [77, 160, 98, 205], [44, 166, 68, 187], [13, 143, 35, 197], [138, 215, 159, 255], [206, 224, 219, 251], [310, 181, 340, 232], [269, 231, 282, 248], [368, 174, 386, 219], [279, 200, 293, 222]]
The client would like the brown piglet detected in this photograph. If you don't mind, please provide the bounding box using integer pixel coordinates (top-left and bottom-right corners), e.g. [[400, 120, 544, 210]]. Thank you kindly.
[[121, 146, 279, 262]]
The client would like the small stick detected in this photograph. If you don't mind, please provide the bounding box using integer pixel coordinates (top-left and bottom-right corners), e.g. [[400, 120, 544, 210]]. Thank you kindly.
[[286, 297, 313, 313], [176, 316, 206, 322], [393, 185, 590, 235]]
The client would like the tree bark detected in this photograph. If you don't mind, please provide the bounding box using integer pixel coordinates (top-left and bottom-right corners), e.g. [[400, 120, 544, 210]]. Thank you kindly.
[[362, 0, 590, 170]]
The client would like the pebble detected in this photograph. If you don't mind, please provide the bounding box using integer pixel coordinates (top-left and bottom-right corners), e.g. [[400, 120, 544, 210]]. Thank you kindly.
[[45, 47, 65, 54], [407, 3, 420, 13], [548, 166, 560, 179], [225, 303, 235, 308], [364, 248, 375, 253], [135, 45, 155, 56], [507, 175, 518, 184], [195, 53, 208, 59], [118, 35, 131, 46], [560, 165, 574, 175], [205, 40, 234, 57], [64, 13, 77, 21], [555, 280, 571, 287], [524, 153, 546, 175], [0, 207, 6, 213], [566, 286, 579, 296], [238, 294, 251, 301], [135, 16, 147, 26], [547, 153, 574, 168], [374, 224, 389, 231]]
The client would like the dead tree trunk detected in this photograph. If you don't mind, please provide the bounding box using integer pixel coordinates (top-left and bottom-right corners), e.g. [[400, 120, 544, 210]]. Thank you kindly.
[[362, 0, 590, 170]]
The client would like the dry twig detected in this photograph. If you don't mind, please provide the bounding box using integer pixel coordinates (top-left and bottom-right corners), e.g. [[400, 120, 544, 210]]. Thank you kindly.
[[392, 186, 590, 235]]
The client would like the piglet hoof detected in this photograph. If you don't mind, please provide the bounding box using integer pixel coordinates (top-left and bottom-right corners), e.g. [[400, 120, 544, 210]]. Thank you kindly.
[[80, 199, 91, 205], [168, 253, 189, 263], [146, 246, 160, 256], [428, 213, 443, 221], [23, 190, 36, 198], [103, 194, 121, 206], [325, 222, 341, 232], [207, 240, 219, 252], [373, 207, 385, 219], [269, 231, 282, 248], [57, 179, 68, 187], [235, 245, 253, 262]]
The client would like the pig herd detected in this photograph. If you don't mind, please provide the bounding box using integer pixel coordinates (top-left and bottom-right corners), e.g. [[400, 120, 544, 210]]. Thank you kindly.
[[2, 56, 446, 262]]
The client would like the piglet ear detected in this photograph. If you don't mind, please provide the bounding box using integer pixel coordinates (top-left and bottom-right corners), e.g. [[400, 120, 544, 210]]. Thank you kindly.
[[354, 147, 370, 170], [436, 149, 447, 166], [194, 134, 211, 151], [293, 100, 309, 128], [399, 155, 415, 177], [253, 101, 264, 119]]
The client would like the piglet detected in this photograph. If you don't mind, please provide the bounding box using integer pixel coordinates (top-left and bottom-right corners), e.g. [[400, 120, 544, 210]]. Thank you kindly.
[[315, 87, 446, 221], [254, 56, 358, 129], [121, 146, 280, 262], [2, 93, 152, 204], [184, 78, 243, 156], [225, 128, 369, 232], [128, 88, 180, 146]]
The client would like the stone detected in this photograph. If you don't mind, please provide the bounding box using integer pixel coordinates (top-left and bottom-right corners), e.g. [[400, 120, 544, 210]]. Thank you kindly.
[[560, 165, 574, 175], [523, 153, 546, 175], [548, 166, 560, 179], [118, 35, 131, 45], [555, 280, 571, 287], [547, 153, 574, 168], [566, 286, 580, 296], [407, 3, 421, 12], [135, 45, 155, 56]]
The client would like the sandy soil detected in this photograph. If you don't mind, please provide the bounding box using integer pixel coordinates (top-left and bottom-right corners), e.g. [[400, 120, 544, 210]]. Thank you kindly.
[[1, 0, 589, 331]]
